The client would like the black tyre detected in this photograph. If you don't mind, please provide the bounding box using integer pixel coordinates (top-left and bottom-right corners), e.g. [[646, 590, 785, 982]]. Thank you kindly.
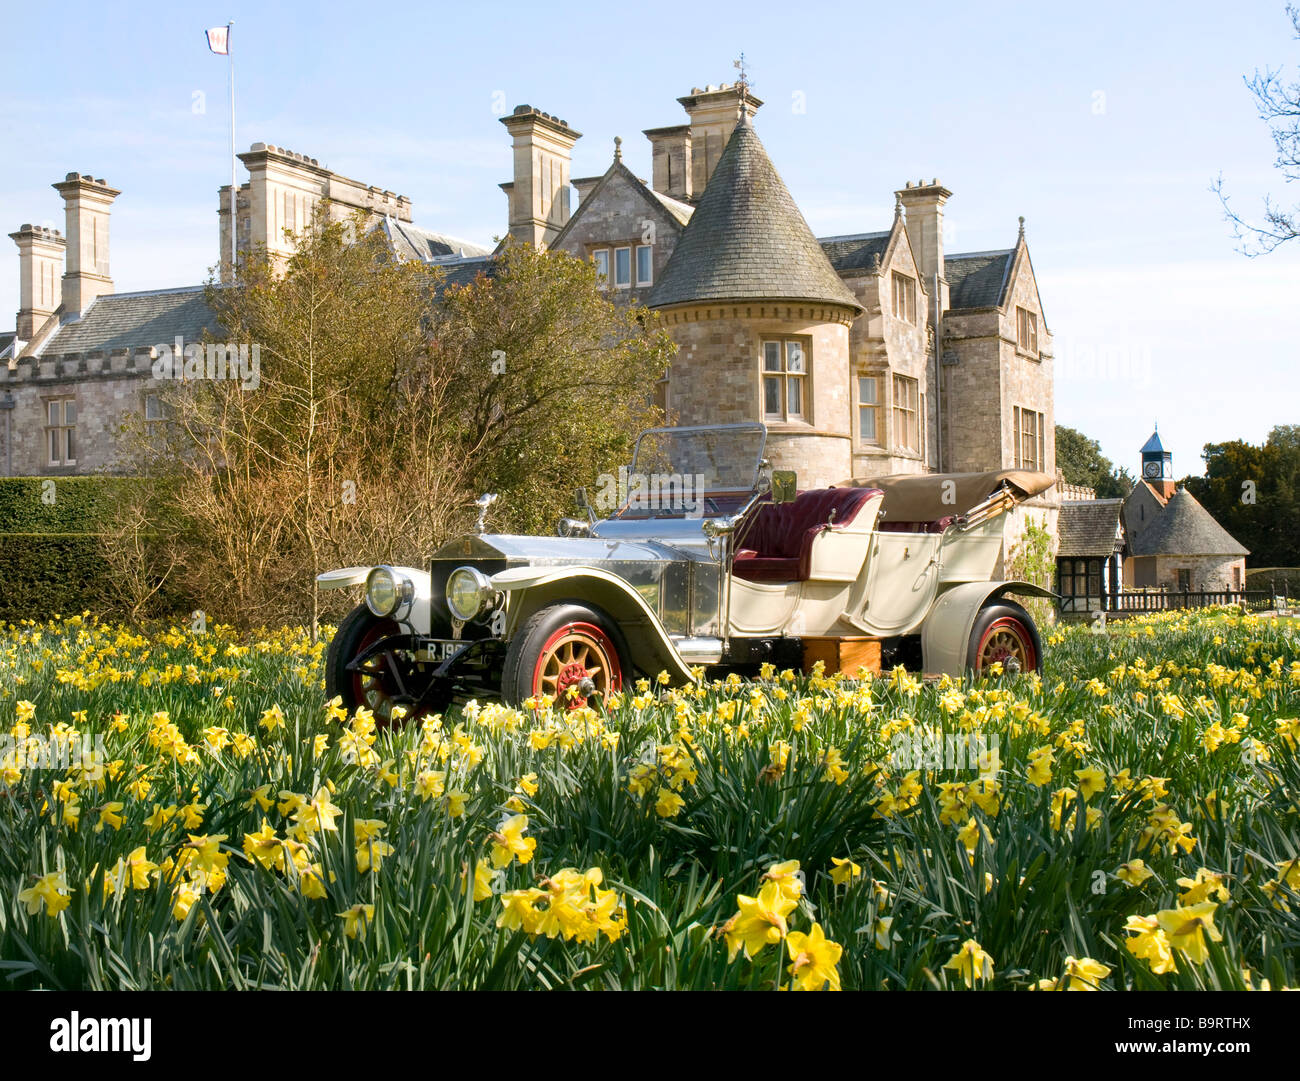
[[501, 602, 629, 708], [966, 600, 1041, 675], [325, 604, 408, 724]]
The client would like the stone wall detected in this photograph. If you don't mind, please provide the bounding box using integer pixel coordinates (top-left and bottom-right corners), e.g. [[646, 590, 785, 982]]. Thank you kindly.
[[1152, 554, 1246, 593], [657, 303, 855, 487], [941, 244, 1054, 479], [0, 352, 154, 475], [998, 248, 1055, 477], [941, 308, 1004, 474], [841, 225, 937, 480]]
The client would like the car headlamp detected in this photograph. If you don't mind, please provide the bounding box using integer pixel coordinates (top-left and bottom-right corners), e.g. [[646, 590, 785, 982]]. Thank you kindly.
[[446, 566, 495, 622], [365, 566, 414, 618]]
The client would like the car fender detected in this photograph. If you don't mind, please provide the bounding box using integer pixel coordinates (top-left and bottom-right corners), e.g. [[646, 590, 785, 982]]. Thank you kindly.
[[315, 565, 434, 634], [921, 580, 1055, 676], [491, 566, 695, 685]]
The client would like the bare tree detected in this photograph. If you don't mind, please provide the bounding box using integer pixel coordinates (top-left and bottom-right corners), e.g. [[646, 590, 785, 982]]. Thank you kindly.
[[1215, 4, 1300, 254]]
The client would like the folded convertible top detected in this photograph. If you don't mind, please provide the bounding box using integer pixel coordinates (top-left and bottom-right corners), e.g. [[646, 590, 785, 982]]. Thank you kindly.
[[835, 469, 1056, 522]]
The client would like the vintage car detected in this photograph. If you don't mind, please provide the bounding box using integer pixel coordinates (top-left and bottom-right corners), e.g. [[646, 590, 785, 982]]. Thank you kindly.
[[318, 423, 1055, 721]]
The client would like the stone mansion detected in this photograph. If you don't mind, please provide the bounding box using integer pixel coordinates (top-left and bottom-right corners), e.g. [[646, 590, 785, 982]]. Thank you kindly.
[[2, 81, 1054, 510]]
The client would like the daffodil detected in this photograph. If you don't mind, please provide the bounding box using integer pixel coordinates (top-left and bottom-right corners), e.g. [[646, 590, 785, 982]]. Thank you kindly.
[[1156, 901, 1223, 965], [943, 938, 993, 988], [259, 704, 286, 732], [1123, 914, 1176, 974], [1176, 868, 1230, 905], [1116, 859, 1154, 887], [721, 881, 797, 961], [18, 871, 72, 917], [785, 922, 842, 991], [830, 857, 861, 887], [1063, 955, 1110, 990], [654, 787, 685, 818], [338, 903, 374, 940], [241, 820, 284, 872], [489, 814, 536, 868]]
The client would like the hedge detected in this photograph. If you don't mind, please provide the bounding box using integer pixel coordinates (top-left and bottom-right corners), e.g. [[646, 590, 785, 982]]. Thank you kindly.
[[0, 477, 146, 622], [0, 476, 141, 535], [1245, 567, 1300, 595], [0, 534, 113, 621]]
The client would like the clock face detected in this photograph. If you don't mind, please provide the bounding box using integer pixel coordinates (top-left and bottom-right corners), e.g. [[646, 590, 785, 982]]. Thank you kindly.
[[1144, 461, 1161, 478]]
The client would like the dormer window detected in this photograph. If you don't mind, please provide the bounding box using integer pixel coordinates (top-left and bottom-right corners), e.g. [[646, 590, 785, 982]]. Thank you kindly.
[[614, 247, 631, 289], [592, 249, 609, 289], [891, 272, 916, 323], [635, 244, 653, 286]]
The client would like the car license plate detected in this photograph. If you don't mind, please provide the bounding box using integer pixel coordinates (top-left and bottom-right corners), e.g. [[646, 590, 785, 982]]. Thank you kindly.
[[417, 640, 464, 663]]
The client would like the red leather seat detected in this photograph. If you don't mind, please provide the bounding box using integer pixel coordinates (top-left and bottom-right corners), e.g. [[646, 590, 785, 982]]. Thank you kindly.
[[732, 487, 881, 583]]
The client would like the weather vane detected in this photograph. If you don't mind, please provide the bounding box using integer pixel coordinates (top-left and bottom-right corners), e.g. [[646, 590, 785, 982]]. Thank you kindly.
[[734, 53, 750, 117]]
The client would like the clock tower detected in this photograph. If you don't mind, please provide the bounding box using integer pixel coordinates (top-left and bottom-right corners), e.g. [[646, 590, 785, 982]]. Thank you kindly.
[[1140, 426, 1175, 497]]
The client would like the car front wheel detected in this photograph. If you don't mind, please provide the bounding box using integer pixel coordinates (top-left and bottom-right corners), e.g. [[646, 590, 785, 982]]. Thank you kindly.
[[325, 604, 420, 725], [502, 602, 627, 708], [966, 600, 1041, 676]]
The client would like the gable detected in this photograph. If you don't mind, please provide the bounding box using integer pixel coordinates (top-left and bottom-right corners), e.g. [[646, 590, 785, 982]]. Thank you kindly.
[[549, 161, 687, 258], [1001, 243, 1050, 331]]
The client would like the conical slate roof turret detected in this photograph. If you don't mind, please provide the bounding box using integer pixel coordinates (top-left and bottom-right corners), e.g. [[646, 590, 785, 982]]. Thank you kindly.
[[648, 116, 861, 312], [1129, 487, 1249, 557]]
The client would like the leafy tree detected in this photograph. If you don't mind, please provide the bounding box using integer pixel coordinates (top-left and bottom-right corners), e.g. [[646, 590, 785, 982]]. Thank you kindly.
[[1054, 425, 1133, 498], [113, 211, 675, 629], [1184, 425, 1300, 567], [1214, 4, 1300, 254], [431, 241, 674, 535]]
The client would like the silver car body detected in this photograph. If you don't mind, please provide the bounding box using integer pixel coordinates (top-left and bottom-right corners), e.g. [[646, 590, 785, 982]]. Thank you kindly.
[[319, 423, 1053, 679]]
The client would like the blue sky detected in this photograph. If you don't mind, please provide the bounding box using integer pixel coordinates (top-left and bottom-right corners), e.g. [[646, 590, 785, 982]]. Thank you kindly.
[[3, 0, 1298, 478]]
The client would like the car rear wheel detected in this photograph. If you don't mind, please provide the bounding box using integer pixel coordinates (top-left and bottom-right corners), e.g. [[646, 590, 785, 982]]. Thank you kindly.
[[967, 601, 1040, 676], [502, 602, 627, 708]]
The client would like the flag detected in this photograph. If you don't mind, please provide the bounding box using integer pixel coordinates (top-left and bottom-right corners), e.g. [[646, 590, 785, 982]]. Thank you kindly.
[[205, 26, 230, 55]]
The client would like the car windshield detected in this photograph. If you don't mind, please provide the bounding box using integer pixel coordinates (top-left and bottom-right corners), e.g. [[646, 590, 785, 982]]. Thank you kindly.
[[610, 424, 767, 519]]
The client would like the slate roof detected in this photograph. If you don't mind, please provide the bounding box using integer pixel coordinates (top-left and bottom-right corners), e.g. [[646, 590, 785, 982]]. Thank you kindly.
[[1128, 487, 1249, 557], [1140, 428, 1166, 454], [433, 256, 497, 292], [946, 249, 1014, 309], [818, 231, 890, 274], [1058, 499, 1125, 558], [36, 286, 222, 358], [649, 189, 694, 227], [648, 116, 862, 311], [380, 218, 491, 263]]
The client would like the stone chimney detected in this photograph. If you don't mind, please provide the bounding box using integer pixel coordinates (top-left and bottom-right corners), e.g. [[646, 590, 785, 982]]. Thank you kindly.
[[642, 125, 693, 201], [895, 179, 952, 315], [571, 175, 603, 208], [678, 84, 762, 198], [499, 106, 582, 249], [9, 224, 66, 339], [52, 173, 119, 316]]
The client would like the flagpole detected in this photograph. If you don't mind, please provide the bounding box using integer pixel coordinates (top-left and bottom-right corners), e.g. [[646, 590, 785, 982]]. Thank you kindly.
[[228, 19, 236, 281]]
